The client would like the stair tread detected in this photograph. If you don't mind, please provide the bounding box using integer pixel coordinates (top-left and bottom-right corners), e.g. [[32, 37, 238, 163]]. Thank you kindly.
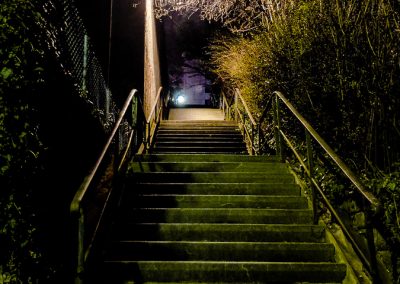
[[88, 121, 347, 283], [135, 154, 280, 162], [115, 223, 326, 242], [101, 261, 347, 282]]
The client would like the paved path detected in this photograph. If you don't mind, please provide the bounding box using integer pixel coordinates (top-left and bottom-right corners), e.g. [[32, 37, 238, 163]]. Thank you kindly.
[[168, 108, 224, 120]]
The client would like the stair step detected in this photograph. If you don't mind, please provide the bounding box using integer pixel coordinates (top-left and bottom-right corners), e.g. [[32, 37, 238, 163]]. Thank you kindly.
[[158, 126, 240, 130], [106, 241, 335, 262], [155, 136, 244, 141], [133, 172, 294, 183], [129, 162, 289, 173], [130, 183, 301, 196], [123, 195, 308, 209], [157, 129, 243, 134], [160, 120, 237, 126], [123, 208, 314, 224], [100, 261, 347, 283], [135, 154, 280, 162], [154, 141, 246, 147], [115, 223, 327, 242], [152, 147, 247, 153]]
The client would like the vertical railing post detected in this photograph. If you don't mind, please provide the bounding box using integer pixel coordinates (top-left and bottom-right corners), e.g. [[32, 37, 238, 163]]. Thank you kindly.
[[306, 130, 317, 224], [364, 201, 380, 283], [273, 94, 283, 161], [250, 124, 255, 155], [146, 122, 150, 151], [131, 95, 138, 148], [234, 91, 238, 122], [221, 94, 223, 116], [75, 208, 85, 284], [257, 123, 261, 155]]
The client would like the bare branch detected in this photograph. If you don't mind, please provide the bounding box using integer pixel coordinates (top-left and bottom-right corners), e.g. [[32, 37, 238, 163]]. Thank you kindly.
[[154, 0, 288, 33]]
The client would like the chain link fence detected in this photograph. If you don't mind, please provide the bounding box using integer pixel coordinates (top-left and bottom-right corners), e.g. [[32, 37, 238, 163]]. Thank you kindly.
[[62, 0, 116, 131], [39, 0, 136, 156]]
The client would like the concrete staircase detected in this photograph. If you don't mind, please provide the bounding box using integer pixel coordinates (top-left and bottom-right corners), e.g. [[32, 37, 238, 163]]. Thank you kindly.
[[151, 120, 247, 154], [91, 120, 347, 283]]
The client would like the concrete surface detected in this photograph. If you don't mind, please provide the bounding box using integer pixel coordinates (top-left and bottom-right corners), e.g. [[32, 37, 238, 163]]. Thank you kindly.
[[168, 108, 224, 120]]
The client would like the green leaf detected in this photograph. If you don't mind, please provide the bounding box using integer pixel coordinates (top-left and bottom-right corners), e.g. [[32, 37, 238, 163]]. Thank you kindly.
[[0, 67, 13, 79]]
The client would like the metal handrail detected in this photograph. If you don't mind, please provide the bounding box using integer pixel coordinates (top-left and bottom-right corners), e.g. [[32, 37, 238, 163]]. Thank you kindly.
[[273, 91, 380, 209], [147, 86, 163, 124], [222, 87, 382, 280], [70, 89, 138, 213], [70, 88, 139, 281], [272, 90, 381, 281], [142, 86, 164, 152], [235, 88, 256, 125], [220, 91, 231, 120]]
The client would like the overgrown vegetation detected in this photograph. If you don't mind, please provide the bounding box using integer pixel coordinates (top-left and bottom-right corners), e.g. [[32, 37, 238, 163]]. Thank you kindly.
[[1, 0, 105, 282], [208, 0, 400, 280], [0, 0, 52, 282], [156, 0, 400, 281]]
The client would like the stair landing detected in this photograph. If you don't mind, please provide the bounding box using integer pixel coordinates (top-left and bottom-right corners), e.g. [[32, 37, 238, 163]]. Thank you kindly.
[[168, 108, 224, 120]]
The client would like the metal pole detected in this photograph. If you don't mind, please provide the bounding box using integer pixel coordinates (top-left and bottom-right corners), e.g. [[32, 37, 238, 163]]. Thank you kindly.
[[234, 92, 238, 122], [306, 130, 317, 224], [107, 0, 114, 85], [75, 208, 85, 284], [273, 94, 283, 161], [83, 35, 88, 92], [251, 124, 255, 155], [364, 200, 380, 283]]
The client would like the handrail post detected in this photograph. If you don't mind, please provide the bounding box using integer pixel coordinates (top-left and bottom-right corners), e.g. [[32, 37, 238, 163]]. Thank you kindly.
[[364, 201, 380, 283], [257, 123, 261, 155], [75, 208, 84, 284], [250, 124, 255, 155], [306, 130, 318, 224], [273, 94, 283, 161], [234, 91, 238, 122], [146, 122, 150, 151]]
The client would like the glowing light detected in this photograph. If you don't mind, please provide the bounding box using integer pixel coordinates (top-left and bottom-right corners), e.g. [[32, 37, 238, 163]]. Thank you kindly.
[[177, 95, 185, 104]]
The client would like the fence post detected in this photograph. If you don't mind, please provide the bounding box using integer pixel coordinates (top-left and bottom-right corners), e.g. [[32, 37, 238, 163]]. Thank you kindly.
[[306, 130, 318, 224], [82, 35, 88, 92]]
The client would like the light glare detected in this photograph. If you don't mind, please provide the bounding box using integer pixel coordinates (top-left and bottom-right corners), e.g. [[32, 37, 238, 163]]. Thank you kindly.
[[177, 95, 185, 104]]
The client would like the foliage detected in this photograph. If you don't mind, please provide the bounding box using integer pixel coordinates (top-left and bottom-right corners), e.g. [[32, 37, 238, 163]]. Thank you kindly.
[[208, 0, 400, 279], [0, 0, 55, 282], [210, 0, 400, 170], [368, 167, 400, 247]]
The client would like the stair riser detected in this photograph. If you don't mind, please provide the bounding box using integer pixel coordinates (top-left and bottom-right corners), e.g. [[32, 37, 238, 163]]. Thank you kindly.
[[122, 209, 314, 224], [158, 126, 240, 130], [129, 162, 289, 173], [122, 195, 308, 209], [106, 242, 335, 262], [155, 136, 244, 141], [154, 142, 246, 147], [134, 154, 280, 162], [160, 121, 237, 126], [115, 224, 327, 243], [152, 147, 247, 153], [101, 261, 347, 283], [129, 183, 301, 196], [132, 173, 295, 183], [157, 130, 242, 134]]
